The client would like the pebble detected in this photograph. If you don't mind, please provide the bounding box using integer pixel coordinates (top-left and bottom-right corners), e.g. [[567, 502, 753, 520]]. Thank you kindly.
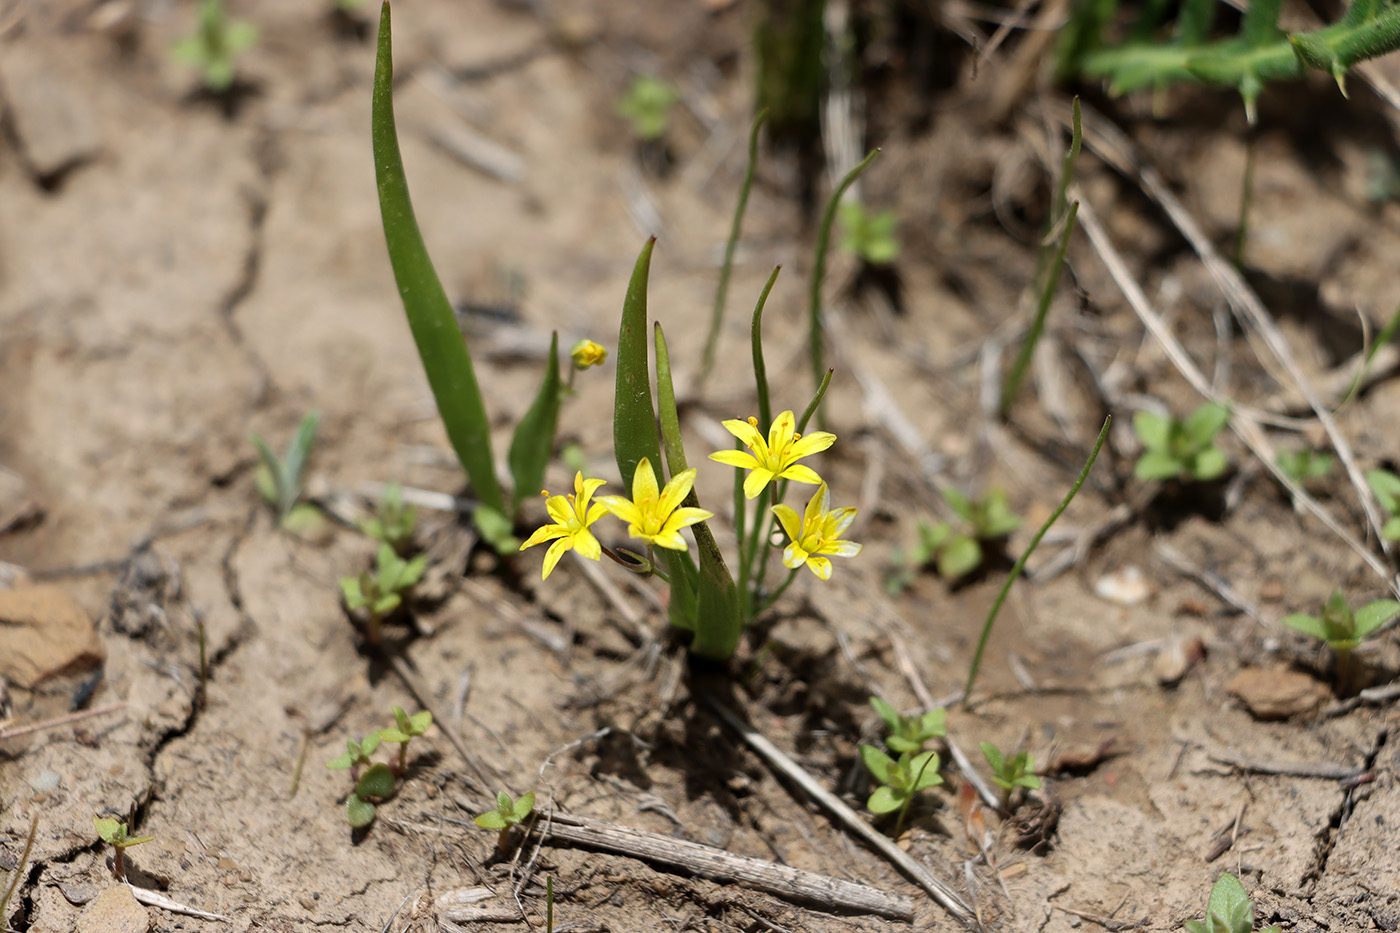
[[0, 584, 104, 688], [76, 886, 150, 933], [1225, 667, 1331, 720], [0, 50, 101, 181]]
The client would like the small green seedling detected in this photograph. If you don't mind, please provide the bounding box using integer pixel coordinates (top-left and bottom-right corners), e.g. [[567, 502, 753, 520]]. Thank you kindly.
[[474, 791, 536, 855], [93, 817, 154, 879], [1281, 589, 1400, 692], [171, 0, 258, 93], [1184, 873, 1281, 933], [1366, 469, 1400, 541], [359, 483, 417, 553], [1133, 402, 1230, 482], [617, 76, 678, 141], [344, 763, 396, 829], [917, 487, 1022, 581], [251, 411, 321, 530], [1275, 448, 1334, 486], [870, 697, 946, 754], [326, 733, 382, 779], [839, 202, 900, 265], [339, 543, 428, 644], [860, 745, 943, 837], [378, 707, 433, 773], [981, 741, 1042, 806]]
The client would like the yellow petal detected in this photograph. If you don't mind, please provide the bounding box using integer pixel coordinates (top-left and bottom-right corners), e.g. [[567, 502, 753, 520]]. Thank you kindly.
[[584, 502, 610, 526], [827, 506, 858, 538], [768, 411, 796, 453], [544, 495, 573, 525], [665, 506, 713, 530], [787, 431, 836, 461], [577, 475, 607, 508], [782, 542, 808, 569], [772, 504, 802, 542], [804, 483, 830, 528], [649, 529, 689, 550], [743, 468, 775, 499], [821, 540, 862, 558], [597, 495, 642, 528], [720, 418, 763, 448], [658, 468, 696, 516], [778, 464, 823, 486], [573, 528, 602, 561], [709, 449, 761, 471], [631, 457, 661, 504], [520, 524, 565, 551], [541, 537, 572, 579], [805, 556, 833, 580]]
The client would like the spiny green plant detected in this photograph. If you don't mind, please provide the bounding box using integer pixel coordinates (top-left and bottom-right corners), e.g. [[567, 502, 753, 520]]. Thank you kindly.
[[339, 543, 428, 644], [1366, 468, 1400, 540], [1184, 873, 1282, 933], [870, 697, 946, 753], [859, 746, 943, 838], [1133, 402, 1230, 482], [838, 202, 900, 265], [1275, 448, 1334, 486], [980, 741, 1042, 806], [171, 0, 258, 93], [474, 790, 536, 855], [919, 488, 1022, 582], [1059, 0, 1400, 122], [93, 817, 154, 879], [251, 411, 322, 531], [617, 76, 679, 142], [359, 482, 417, 553], [1281, 589, 1400, 691], [378, 707, 433, 773]]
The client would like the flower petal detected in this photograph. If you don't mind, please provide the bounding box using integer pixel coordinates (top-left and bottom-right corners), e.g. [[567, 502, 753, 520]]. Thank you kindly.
[[573, 529, 602, 561], [596, 495, 642, 527], [804, 483, 830, 527], [544, 495, 573, 525], [821, 540, 862, 558], [743, 468, 775, 499], [782, 542, 808, 569], [665, 506, 713, 531], [768, 411, 797, 453], [584, 502, 610, 525], [541, 537, 572, 580], [631, 457, 661, 504], [720, 418, 763, 448], [520, 524, 565, 551], [649, 529, 689, 550], [805, 555, 833, 580], [576, 475, 607, 508], [787, 431, 836, 460], [827, 506, 858, 537], [771, 504, 802, 542], [777, 464, 823, 486], [709, 449, 761, 471], [658, 468, 696, 516]]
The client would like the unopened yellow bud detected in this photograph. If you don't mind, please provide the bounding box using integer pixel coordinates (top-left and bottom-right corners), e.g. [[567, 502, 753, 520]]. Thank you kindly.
[[570, 339, 607, 370]]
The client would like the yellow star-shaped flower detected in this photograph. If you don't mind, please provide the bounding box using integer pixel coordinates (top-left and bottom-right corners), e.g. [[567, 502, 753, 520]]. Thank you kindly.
[[519, 472, 608, 580], [597, 457, 713, 551], [708, 410, 836, 499], [771, 482, 861, 580]]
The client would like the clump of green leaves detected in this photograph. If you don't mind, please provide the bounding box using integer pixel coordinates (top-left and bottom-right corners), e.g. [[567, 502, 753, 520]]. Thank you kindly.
[[838, 202, 900, 265], [339, 543, 428, 645], [1133, 403, 1230, 482], [859, 745, 943, 837], [981, 742, 1042, 806], [474, 790, 536, 855], [1276, 448, 1334, 486], [327, 709, 434, 828], [870, 697, 946, 754], [171, 0, 258, 93], [360, 483, 417, 553], [1281, 589, 1399, 692], [617, 76, 679, 141], [252, 411, 322, 531], [1184, 873, 1281, 933], [93, 817, 154, 879], [1366, 469, 1400, 540], [914, 488, 1022, 582]]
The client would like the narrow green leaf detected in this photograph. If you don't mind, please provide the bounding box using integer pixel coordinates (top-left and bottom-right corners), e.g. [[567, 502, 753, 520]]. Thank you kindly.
[[750, 267, 782, 434], [372, 3, 505, 515], [281, 411, 321, 509], [647, 318, 701, 632], [981, 741, 1006, 773], [509, 332, 562, 516], [810, 150, 879, 396]]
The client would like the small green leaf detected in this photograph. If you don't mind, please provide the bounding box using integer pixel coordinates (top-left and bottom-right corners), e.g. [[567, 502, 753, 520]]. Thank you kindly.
[[512, 792, 536, 821], [1183, 921, 1209, 933], [886, 735, 921, 754], [918, 520, 951, 554], [1205, 874, 1252, 933], [867, 785, 904, 814], [339, 576, 366, 608], [473, 506, 519, 553], [870, 697, 900, 733], [860, 745, 896, 785], [326, 753, 354, 770], [1132, 410, 1171, 452], [939, 534, 982, 580], [1367, 468, 1400, 512], [1354, 599, 1400, 639], [1280, 613, 1329, 641], [378, 728, 410, 744], [1383, 516, 1400, 541], [1135, 450, 1185, 481], [94, 817, 123, 844], [495, 790, 512, 811], [346, 794, 377, 828], [908, 751, 943, 791], [981, 741, 1006, 774], [1191, 446, 1229, 481], [356, 763, 397, 800], [407, 710, 433, 733], [918, 709, 947, 739], [475, 810, 508, 830], [942, 487, 975, 524]]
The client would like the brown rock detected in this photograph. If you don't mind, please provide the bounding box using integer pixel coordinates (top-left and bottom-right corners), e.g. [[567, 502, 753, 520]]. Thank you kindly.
[[0, 585, 104, 687], [1225, 667, 1331, 720], [0, 49, 102, 180], [77, 886, 149, 933]]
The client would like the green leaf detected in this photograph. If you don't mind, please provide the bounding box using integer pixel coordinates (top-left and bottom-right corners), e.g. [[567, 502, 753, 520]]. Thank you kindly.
[[509, 332, 562, 516], [1383, 516, 1400, 541], [339, 576, 366, 609], [918, 520, 951, 553], [372, 3, 505, 516], [942, 487, 975, 524], [1191, 446, 1230, 481], [250, 434, 285, 509], [860, 745, 896, 785], [886, 735, 921, 754], [1354, 599, 1400, 639], [981, 741, 1006, 774], [371, 593, 401, 616], [908, 751, 943, 791], [867, 785, 904, 814], [1183, 921, 1209, 933], [1015, 773, 1043, 790], [1132, 410, 1171, 452], [356, 763, 397, 800], [869, 697, 900, 733], [1135, 450, 1185, 481], [939, 534, 982, 580], [1368, 469, 1400, 513], [282, 412, 321, 507], [512, 791, 536, 821], [346, 794, 377, 828], [918, 709, 947, 739], [979, 490, 1022, 537], [93, 817, 123, 844], [1206, 874, 1252, 933], [326, 753, 354, 770], [473, 506, 519, 553], [1280, 613, 1329, 641], [614, 238, 663, 491], [361, 733, 382, 756], [378, 728, 410, 744], [407, 710, 432, 734], [475, 810, 508, 830]]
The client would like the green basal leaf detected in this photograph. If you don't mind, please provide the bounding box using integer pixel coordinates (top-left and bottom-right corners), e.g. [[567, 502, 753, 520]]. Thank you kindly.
[[1367, 469, 1400, 513], [887, 735, 921, 754], [512, 791, 536, 821], [346, 794, 377, 828], [1183, 402, 1230, 448], [920, 708, 947, 738], [939, 534, 982, 580], [908, 751, 943, 791], [942, 486, 975, 524], [1280, 613, 1330, 641], [474, 810, 508, 830], [981, 741, 1006, 774], [372, 3, 505, 516], [860, 745, 896, 785], [867, 785, 903, 814], [614, 238, 663, 489], [1354, 599, 1400, 639], [509, 332, 562, 516], [339, 576, 366, 608], [1205, 874, 1252, 933], [1135, 450, 1185, 481], [282, 412, 321, 504], [869, 696, 900, 733], [1132, 410, 1171, 452], [356, 763, 397, 799], [372, 593, 401, 616], [690, 546, 742, 661], [250, 434, 285, 509], [1191, 446, 1230, 481], [94, 818, 122, 843], [473, 506, 519, 553]]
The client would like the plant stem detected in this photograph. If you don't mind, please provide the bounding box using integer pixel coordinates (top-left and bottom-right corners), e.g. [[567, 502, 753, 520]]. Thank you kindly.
[[809, 151, 879, 400], [756, 568, 799, 615]]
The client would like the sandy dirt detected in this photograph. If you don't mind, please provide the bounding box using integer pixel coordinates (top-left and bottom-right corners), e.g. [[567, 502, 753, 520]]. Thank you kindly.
[[3, 1, 1400, 932]]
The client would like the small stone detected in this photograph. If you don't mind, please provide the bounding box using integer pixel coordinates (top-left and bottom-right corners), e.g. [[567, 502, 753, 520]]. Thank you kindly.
[[1154, 635, 1205, 686], [58, 883, 99, 906], [0, 50, 102, 181], [1093, 565, 1152, 606], [77, 886, 150, 933], [1225, 667, 1331, 720], [0, 584, 104, 687]]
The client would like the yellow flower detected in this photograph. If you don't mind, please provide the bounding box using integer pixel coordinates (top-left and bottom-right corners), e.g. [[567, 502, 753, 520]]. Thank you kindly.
[[597, 457, 713, 551], [570, 339, 607, 370], [771, 482, 861, 580], [708, 410, 836, 499], [519, 472, 608, 580]]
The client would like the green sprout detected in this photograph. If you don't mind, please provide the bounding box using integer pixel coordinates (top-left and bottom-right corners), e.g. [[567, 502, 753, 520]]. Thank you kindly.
[[616, 76, 679, 141], [93, 817, 154, 880], [915, 487, 1022, 582], [344, 762, 396, 829], [378, 707, 433, 773], [980, 742, 1042, 806], [170, 0, 258, 93], [1366, 469, 1400, 541], [1132, 402, 1230, 482], [838, 202, 900, 265], [339, 543, 428, 644], [859, 745, 943, 838], [870, 697, 946, 754], [1281, 589, 1400, 692], [326, 733, 382, 778], [359, 483, 418, 553], [251, 411, 322, 531], [1275, 448, 1334, 486], [474, 791, 536, 855], [1184, 873, 1282, 933]]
